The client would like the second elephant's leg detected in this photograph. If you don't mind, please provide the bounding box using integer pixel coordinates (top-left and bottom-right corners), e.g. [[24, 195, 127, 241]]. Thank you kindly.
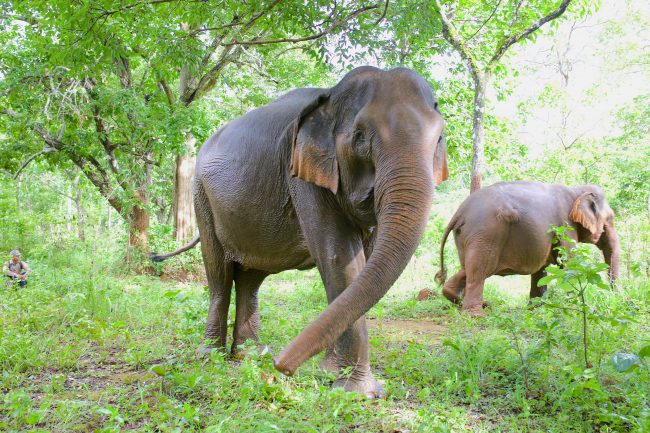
[[442, 269, 466, 304], [461, 249, 493, 316], [530, 268, 547, 298], [231, 267, 269, 354]]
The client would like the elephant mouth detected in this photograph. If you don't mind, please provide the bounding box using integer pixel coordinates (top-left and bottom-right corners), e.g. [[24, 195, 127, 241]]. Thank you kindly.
[[347, 188, 376, 227]]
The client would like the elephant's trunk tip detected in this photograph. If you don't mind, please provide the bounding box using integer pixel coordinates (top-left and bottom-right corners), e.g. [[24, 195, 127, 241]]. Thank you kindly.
[[273, 353, 296, 376]]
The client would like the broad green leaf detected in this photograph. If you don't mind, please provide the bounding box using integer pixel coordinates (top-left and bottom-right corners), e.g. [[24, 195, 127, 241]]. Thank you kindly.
[[611, 352, 640, 373]]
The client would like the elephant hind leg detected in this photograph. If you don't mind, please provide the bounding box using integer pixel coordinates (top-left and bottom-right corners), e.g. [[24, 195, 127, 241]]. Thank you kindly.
[[231, 266, 269, 355], [461, 248, 496, 316], [530, 268, 547, 298], [195, 184, 234, 352], [442, 269, 466, 304], [200, 239, 234, 351]]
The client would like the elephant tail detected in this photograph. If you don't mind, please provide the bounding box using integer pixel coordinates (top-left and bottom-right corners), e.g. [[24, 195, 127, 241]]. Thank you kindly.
[[150, 235, 200, 262], [435, 216, 457, 286]]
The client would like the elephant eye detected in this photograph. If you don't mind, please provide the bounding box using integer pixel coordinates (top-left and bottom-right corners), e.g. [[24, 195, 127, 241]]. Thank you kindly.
[[352, 129, 365, 146], [590, 202, 597, 213]]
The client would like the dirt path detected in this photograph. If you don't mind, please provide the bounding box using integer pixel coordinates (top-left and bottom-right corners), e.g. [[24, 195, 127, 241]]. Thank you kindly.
[[367, 318, 447, 344]]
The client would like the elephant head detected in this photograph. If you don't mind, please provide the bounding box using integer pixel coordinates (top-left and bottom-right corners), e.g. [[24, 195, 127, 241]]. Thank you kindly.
[[569, 185, 620, 281], [275, 66, 446, 375]]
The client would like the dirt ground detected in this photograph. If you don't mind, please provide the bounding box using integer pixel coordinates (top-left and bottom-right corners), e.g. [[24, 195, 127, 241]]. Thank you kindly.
[[367, 318, 447, 344]]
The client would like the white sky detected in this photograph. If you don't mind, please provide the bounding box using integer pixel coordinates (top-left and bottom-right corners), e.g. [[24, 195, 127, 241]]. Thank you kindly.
[[492, 0, 650, 156]]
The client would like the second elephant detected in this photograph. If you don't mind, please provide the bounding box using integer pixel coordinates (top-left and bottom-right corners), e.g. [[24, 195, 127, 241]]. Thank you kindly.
[[436, 181, 620, 315]]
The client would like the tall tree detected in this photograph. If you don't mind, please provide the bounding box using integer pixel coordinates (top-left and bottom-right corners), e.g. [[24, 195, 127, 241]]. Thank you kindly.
[[430, 0, 583, 192]]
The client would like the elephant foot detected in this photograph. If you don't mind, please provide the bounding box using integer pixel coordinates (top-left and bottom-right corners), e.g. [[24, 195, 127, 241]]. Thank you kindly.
[[196, 341, 227, 358], [196, 344, 218, 358], [442, 287, 462, 304], [461, 304, 485, 317], [333, 375, 384, 399], [230, 341, 267, 361], [320, 353, 339, 373]]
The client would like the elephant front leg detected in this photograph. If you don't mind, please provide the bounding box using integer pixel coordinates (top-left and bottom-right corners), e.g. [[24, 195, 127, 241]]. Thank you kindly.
[[320, 346, 339, 372], [290, 181, 383, 398], [322, 248, 383, 398], [529, 268, 547, 298]]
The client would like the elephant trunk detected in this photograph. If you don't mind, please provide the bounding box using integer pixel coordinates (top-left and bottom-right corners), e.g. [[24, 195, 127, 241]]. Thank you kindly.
[[598, 222, 620, 283], [274, 162, 434, 376]]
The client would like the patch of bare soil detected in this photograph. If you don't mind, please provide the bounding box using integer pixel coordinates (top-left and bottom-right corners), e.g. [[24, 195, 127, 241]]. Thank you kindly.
[[28, 343, 157, 405], [367, 318, 447, 344], [159, 267, 206, 283]]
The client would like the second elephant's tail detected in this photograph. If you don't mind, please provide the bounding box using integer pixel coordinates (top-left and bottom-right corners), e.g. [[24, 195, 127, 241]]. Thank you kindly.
[[435, 216, 457, 286], [150, 235, 200, 262]]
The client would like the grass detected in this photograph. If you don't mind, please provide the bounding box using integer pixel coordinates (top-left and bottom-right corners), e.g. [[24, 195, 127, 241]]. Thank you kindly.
[[2, 252, 649, 432], [1, 196, 649, 432]]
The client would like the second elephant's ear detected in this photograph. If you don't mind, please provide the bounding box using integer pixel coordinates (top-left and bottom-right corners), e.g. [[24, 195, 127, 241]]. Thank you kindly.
[[290, 93, 339, 194], [569, 192, 600, 238], [433, 136, 449, 186]]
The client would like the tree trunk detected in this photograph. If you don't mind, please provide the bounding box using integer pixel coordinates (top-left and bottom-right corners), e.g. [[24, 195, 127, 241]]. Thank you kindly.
[[470, 76, 487, 193], [173, 35, 199, 243], [128, 190, 150, 253], [107, 206, 112, 229], [126, 156, 152, 263], [173, 133, 197, 242], [66, 186, 73, 232], [73, 175, 85, 242]]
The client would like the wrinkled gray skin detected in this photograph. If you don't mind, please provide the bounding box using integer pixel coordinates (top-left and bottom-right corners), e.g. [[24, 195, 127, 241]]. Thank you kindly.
[[436, 181, 620, 316], [154, 67, 447, 397]]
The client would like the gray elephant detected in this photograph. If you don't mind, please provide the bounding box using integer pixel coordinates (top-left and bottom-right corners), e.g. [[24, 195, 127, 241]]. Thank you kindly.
[[436, 181, 620, 316], [152, 66, 447, 397]]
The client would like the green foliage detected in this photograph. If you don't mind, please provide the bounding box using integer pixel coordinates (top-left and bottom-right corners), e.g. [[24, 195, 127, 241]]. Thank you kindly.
[[538, 226, 612, 368], [1, 206, 649, 431]]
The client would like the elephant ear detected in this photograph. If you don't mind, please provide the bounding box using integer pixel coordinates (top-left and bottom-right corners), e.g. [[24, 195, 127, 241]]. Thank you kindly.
[[433, 136, 449, 186], [569, 192, 600, 237], [290, 93, 339, 194]]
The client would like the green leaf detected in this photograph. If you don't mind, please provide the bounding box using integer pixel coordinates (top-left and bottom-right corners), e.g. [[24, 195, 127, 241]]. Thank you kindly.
[[538, 275, 556, 286], [442, 340, 460, 352], [150, 364, 167, 376], [611, 352, 640, 373], [639, 345, 650, 358], [163, 290, 181, 299]]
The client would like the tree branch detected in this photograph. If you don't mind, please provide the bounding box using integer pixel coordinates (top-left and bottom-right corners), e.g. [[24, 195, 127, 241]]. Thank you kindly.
[[2, 107, 125, 214], [190, 0, 289, 36], [41, 177, 76, 200], [374, 0, 390, 25], [433, 0, 482, 85], [466, 0, 502, 42], [222, 4, 380, 46], [13, 148, 57, 179], [0, 13, 39, 25], [158, 79, 175, 105], [490, 0, 573, 66], [182, 44, 243, 105]]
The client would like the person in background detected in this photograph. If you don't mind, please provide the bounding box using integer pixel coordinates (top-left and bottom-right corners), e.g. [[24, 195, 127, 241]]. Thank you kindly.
[[4, 250, 31, 288]]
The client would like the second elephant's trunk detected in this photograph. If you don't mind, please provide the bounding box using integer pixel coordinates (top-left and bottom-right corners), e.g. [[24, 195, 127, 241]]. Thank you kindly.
[[274, 164, 434, 375], [599, 222, 620, 283]]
